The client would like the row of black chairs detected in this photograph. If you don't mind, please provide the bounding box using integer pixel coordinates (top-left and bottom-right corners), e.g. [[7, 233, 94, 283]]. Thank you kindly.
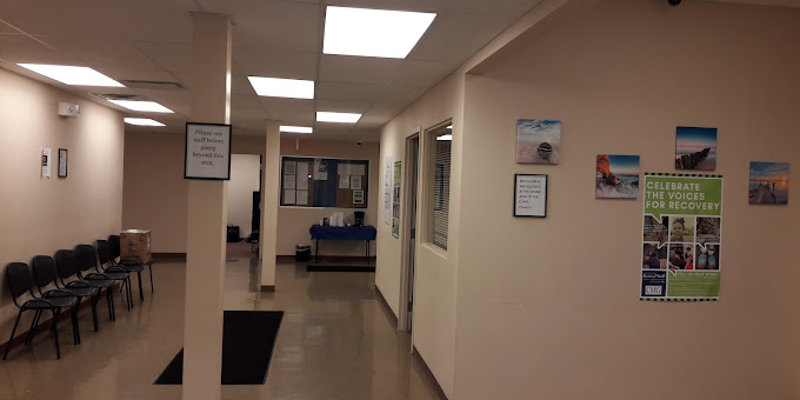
[[3, 235, 154, 360]]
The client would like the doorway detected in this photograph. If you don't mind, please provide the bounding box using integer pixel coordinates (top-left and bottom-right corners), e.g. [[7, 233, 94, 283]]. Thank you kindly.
[[226, 154, 262, 258], [399, 134, 420, 332]]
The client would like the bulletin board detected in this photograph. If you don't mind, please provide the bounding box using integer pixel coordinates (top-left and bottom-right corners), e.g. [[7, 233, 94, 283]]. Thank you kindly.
[[280, 156, 369, 208]]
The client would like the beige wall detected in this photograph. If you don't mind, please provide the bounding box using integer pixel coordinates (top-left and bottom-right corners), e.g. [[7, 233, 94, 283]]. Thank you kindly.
[[378, 1, 800, 399], [122, 134, 379, 256], [0, 68, 124, 339], [377, 73, 464, 398], [454, 1, 800, 399], [123, 131, 189, 253]]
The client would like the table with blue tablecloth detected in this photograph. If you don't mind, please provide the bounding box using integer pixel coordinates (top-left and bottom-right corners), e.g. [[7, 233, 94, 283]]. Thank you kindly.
[[309, 225, 377, 259]]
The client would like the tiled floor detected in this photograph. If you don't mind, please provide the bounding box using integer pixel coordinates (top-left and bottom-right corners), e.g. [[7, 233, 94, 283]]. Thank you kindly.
[[0, 254, 442, 400]]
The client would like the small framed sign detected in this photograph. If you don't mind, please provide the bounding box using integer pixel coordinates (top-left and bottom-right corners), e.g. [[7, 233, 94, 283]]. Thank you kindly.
[[184, 122, 232, 180], [57, 148, 68, 178], [514, 174, 547, 217]]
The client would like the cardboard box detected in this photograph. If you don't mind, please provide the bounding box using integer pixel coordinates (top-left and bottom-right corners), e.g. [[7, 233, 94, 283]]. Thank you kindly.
[[120, 229, 151, 264]]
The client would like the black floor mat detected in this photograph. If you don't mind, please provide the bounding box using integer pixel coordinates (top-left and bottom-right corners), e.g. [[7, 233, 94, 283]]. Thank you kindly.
[[154, 310, 283, 385], [306, 265, 376, 272]]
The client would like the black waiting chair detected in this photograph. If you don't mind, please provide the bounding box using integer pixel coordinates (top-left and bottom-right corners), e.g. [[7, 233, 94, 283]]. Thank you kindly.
[[74, 244, 132, 311], [32, 255, 101, 332], [55, 249, 117, 321], [110, 234, 155, 293], [98, 239, 144, 302], [3, 262, 80, 360]]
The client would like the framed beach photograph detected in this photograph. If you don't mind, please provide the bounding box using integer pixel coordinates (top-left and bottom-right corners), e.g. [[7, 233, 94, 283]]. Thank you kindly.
[[749, 161, 789, 205], [516, 119, 561, 164], [675, 126, 717, 170], [596, 154, 639, 199]]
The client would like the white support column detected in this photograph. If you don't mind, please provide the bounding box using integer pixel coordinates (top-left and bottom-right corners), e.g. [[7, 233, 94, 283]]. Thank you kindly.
[[260, 120, 280, 290], [182, 13, 231, 400]]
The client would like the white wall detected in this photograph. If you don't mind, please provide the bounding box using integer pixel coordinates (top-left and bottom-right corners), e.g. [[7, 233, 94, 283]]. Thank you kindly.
[[226, 154, 260, 239], [0, 67, 124, 341]]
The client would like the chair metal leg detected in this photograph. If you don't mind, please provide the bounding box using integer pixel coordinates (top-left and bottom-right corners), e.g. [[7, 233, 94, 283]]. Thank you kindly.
[[127, 278, 134, 309], [90, 295, 99, 331], [149, 264, 154, 292], [107, 288, 116, 321], [51, 309, 61, 360], [137, 271, 144, 301], [70, 306, 80, 345], [26, 310, 42, 346], [3, 311, 24, 360]]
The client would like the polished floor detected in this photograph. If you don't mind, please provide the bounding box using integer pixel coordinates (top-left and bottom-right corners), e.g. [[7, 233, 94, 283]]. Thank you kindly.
[[0, 252, 442, 400]]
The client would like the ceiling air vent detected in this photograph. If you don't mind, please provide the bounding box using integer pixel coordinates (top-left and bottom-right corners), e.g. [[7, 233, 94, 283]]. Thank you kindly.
[[121, 80, 183, 90], [91, 93, 146, 101]]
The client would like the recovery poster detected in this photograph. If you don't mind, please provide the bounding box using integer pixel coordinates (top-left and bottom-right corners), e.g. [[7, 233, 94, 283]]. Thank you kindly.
[[641, 173, 723, 301]]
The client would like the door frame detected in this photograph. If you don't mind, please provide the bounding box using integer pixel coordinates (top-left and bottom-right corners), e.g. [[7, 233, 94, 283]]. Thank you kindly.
[[398, 132, 420, 332]]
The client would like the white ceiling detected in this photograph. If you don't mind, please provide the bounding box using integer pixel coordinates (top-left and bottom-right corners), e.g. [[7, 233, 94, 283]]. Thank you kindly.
[[0, 0, 797, 142], [0, 0, 545, 142]]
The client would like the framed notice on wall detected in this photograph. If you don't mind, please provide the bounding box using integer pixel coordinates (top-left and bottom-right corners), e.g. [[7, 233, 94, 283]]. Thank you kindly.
[[57, 148, 68, 178], [184, 122, 232, 180], [514, 174, 547, 217]]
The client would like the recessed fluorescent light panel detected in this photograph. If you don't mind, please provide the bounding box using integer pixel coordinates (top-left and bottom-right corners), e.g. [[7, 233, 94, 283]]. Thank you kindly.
[[323, 6, 436, 59], [108, 100, 174, 113], [17, 63, 124, 87], [124, 118, 165, 127], [247, 76, 314, 99], [437, 134, 452, 141], [280, 125, 313, 134], [316, 111, 361, 124]]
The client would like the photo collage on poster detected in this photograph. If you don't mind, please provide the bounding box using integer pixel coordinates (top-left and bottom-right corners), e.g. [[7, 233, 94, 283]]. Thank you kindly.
[[642, 215, 721, 272]]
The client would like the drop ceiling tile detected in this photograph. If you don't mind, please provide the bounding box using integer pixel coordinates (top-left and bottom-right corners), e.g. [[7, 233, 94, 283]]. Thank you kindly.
[[99, 68, 181, 84], [316, 82, 389, 102], [232, 74, 255, 95], [135, 42, 192, 72], [0, 34, 70, 65], [315, 99, 371, 114], [200, 0, 321, 50], [357, 106, 404, 126], [83, 0, 195, 43], [276, 111, 316, 126], [324, 0, 439, 13], [258, 97, 314, 114], [231, 106, 266, 121], [234, 49, 318, 81], [408, 13, 511, 64], [0, 3, 107, 36], [232, 92, 262, 109], [36, 34, 158, 70], [375, 83, 429, 108], [319, 55, 402, 85], [0, 22, 18, 34], [393, 59, 454, 89], [437, 0, 543, 16]]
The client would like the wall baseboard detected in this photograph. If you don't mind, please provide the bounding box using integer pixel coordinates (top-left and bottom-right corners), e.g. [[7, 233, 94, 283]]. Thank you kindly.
[[260, 285, 275, 292], [373, 285, 398, 331], [152, 252, 186, 261], [412, 346, 450, 400], [275, 254, 375, 263]]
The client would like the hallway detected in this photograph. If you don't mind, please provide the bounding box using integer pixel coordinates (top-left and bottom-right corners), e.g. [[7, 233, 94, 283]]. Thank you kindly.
[[0, 255, 442, 400]]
